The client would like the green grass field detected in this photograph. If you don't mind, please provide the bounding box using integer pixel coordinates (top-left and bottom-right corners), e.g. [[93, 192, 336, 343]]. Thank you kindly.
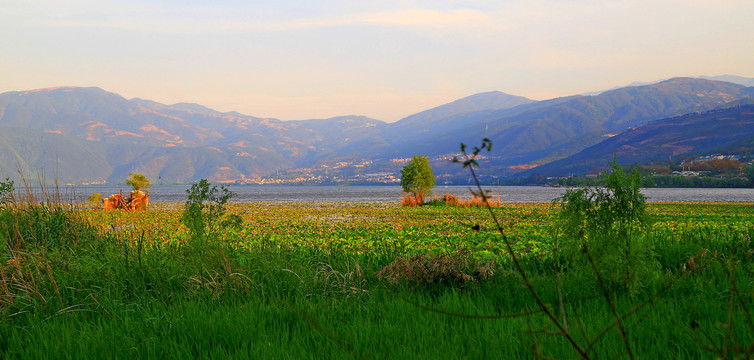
[[1, 200, 752, 359]]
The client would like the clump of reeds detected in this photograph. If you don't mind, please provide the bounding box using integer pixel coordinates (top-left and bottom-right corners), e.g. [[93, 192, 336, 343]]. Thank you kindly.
[[440, 193, 500, 207], [0, 174, 88, 314], [402, 192, 501, 207], [401, 193, 500, 207]]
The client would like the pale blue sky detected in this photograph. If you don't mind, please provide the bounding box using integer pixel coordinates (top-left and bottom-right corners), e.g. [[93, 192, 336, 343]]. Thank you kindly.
[[2, 0, 752, 121]]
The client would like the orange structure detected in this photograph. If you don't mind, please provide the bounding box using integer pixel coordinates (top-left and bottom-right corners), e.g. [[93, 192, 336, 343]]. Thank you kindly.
[[103, 189, 149, 212]]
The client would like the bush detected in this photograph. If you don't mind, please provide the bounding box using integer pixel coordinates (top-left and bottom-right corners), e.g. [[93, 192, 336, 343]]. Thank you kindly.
[[87, 192, 102, 208], [181, 179, 235, 245], [555, 160, 657, 294], [0, 178, 13, 208]]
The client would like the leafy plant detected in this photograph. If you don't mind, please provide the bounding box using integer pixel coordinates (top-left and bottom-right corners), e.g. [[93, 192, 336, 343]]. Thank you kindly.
[[555, 159, 656, 294], [0, 177, 14, 208], [181, 179, 235, 245], [400, 154, 435, 204], [744, 164, 754, 187], [86, 192, 102, 208], [125, 173, 151, 192]]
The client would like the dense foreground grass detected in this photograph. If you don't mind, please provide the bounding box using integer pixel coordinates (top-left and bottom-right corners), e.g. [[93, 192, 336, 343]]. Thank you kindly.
[[1, 201, 753, 359]]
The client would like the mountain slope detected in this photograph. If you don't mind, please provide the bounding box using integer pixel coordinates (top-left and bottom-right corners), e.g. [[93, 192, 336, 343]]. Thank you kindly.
[[0, 126, 111, 183], [531, 102, 754, 176], [1, 77, 752, 184], [0, 87, 219, 147], [0, 87, 391, 183], [387, 78, 752, 173], [697, 75, 754, 87], [378, 91, 534, 146]]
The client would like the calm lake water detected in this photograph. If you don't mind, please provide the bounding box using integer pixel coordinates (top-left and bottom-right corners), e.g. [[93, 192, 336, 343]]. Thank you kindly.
[[57, 185, 754, 204]]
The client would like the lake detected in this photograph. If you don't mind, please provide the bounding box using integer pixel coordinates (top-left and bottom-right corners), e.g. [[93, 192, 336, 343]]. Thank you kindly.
[[58, 185, 754, 204]]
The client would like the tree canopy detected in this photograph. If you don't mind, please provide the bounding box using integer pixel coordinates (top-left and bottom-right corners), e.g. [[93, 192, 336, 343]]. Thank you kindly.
[[744, 164, 754, 187], [400, 155, 435, 202], [126, 173, 151, 192]]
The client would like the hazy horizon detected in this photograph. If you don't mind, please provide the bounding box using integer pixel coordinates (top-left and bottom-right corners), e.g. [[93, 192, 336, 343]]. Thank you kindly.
[[2, 0, 753, 122]]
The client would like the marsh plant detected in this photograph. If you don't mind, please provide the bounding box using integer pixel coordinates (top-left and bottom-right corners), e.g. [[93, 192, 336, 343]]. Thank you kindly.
[[555, 160, 657, 295], [447, 140, 661, 359], [181, 179, 242, 259], [0, 178, 13, 208]]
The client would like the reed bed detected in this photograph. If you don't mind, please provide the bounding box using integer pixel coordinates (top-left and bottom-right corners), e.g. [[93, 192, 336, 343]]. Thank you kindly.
[[0, 182, 752, 358]]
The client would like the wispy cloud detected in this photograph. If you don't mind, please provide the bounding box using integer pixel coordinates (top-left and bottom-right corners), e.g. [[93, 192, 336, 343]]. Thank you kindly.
[[41, 8, 490, 33], [351, 8, 489, 27]]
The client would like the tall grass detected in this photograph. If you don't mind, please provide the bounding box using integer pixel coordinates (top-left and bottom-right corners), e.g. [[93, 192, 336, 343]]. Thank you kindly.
[[0, 176, 752, 358]]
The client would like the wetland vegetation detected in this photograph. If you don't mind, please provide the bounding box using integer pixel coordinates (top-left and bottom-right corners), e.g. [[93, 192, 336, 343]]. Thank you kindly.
[[0, 176, 752, 359]]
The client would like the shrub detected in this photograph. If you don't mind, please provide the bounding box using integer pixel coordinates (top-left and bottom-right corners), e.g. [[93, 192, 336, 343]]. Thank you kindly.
[[87, 192, 102, 208], [555, 160, 656, 294], [0, 178, 13, 208], [181, 179, 235, 245]]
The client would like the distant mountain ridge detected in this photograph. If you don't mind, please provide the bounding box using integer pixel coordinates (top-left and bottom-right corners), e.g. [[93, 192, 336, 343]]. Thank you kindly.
[[530, 101, 754, 176], [373, 77, 752, 173], [0, 76, 752, 184], [697, 75, 754, 87]]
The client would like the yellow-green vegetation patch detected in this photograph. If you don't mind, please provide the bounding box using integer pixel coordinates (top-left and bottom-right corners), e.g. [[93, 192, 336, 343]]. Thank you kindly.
[[78, 201, 754, 262]]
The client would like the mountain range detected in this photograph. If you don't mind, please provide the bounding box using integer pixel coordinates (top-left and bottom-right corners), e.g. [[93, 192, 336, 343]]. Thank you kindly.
[[531, 100, 754, 176], [0, 76, 753, 184]]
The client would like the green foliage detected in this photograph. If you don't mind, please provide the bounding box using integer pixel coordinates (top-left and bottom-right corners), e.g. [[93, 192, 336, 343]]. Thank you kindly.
[[0, 177, 14, 208], [181, 179, 235, 245], [125, 173, 151, 192], [400, 155, 435, 202], [647, 174, 752, 188], [1, 200, 754, 358], [86, 192, 102, 207], [744, 164, 754, 186], [452, 138, 492, 169], [555, 160, 656, 294]]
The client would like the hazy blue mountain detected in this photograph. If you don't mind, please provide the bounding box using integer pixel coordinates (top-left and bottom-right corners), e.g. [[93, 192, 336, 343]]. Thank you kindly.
[[1, 77, 752, 184], [384, 78, 752, 174], [0, 126, 111, 183], [0, 87, 386, 183], [697, 75, 754, 87], [530, 101, 754, 176], [0, 87, 225, 147], [581, 80, 664, 96], [397, 91, 534, 126], [379, 91, 534, 146]]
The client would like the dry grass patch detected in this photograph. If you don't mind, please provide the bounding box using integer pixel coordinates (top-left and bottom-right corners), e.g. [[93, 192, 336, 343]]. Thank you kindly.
[[378, 249, 495, 286]]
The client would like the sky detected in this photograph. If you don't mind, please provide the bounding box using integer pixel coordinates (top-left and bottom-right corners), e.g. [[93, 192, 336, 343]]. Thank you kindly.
[[2, 0, 753, 122]]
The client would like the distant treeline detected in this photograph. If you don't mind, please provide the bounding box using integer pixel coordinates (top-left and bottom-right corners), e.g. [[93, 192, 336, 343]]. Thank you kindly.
[[645, 175, 752, 188], [488, 174, 754, 188]]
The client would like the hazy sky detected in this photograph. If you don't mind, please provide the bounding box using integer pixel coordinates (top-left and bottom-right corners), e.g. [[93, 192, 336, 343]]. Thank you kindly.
[[2, 0, 753, 122]]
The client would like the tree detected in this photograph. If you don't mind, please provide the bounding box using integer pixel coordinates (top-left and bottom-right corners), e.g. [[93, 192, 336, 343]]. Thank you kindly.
[[400, 155, 435, 204], [125, 173, 151, 193], [744, 164, 754, 187]]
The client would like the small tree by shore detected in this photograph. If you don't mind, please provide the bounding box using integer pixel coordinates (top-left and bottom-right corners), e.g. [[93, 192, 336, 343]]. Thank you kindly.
[[400, 155, 435, 205], [126, 173, 151, 193]]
